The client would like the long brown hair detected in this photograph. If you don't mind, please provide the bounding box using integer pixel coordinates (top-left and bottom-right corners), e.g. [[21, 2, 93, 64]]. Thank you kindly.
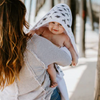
[[0, 0, 28, 90]]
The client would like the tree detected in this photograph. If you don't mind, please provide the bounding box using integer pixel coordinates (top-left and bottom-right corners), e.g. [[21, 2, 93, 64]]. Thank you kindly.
[[94, 11, 100, 100], [79, 0, 86, 57], [66, 0, 77, 36], [35, 0, 46, 17], [87, 0, 94, 30]]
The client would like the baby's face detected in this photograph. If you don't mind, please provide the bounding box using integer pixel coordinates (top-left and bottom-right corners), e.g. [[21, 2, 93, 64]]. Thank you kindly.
[[49, 22, 65, 35]]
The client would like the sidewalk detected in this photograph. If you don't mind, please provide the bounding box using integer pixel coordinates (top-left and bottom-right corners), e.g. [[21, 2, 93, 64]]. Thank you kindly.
[[63, 51, 97, 100], [34, 1, 99, 100]]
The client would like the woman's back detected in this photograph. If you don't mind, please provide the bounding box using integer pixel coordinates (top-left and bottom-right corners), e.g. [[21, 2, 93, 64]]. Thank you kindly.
[[0, 35, 52, 100], [0, 34, 71, 100]]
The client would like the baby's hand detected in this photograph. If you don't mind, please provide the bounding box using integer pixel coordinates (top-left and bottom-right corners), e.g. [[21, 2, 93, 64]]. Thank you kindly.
[[27, 30, 35, 37], [72, 57, 78, 66], [72, 61, 76, 66], [50, 82, 58, 88]]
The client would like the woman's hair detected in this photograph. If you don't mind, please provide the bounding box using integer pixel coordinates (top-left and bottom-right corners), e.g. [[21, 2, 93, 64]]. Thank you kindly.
[[0, 0, 29, 89]]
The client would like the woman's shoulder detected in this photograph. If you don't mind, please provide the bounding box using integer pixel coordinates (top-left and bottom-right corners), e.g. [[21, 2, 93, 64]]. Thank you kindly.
[[26, 34, 55, 52], [26, 34, 64, 55], [27, 34, 54, 47]]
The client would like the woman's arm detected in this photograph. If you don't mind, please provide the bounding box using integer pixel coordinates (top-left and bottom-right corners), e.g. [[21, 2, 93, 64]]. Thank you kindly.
[[27, 34, 71, 67]]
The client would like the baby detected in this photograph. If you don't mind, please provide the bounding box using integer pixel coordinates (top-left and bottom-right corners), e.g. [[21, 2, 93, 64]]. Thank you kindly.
[[29, 21, 78, 87], [28, 4, 79, 100]]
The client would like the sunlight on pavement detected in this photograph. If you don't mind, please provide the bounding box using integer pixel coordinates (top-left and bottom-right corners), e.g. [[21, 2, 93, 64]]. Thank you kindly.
[[63, 64, 87, 98], [61, 57, 97, 100]]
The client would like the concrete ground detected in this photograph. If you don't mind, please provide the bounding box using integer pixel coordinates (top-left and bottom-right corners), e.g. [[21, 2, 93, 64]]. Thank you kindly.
[[63, 53, 97, 100]]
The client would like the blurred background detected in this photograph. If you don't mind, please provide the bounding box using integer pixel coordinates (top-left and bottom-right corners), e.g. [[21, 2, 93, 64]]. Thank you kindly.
[[21, 0, 100, 100]]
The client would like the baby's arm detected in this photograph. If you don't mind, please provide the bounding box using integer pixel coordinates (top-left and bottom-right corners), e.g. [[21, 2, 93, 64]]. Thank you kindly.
[[28, 27, 47, 36], [47, 64, 58, 88], [64, 36, 78, 66]]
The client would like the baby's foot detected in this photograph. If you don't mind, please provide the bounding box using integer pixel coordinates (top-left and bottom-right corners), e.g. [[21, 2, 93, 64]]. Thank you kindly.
[[50, 82, 58, 88]]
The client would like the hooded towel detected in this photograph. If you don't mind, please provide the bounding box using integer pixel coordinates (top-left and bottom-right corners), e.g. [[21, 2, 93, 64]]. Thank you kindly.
[[32, 3, 79, 57]]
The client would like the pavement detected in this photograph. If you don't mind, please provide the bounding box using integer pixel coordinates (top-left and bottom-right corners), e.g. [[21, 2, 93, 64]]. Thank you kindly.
[[34, 1, 99, 100]]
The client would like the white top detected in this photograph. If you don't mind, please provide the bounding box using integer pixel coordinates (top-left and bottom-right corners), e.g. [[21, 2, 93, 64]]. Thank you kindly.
[[0, 34, 71, 100]]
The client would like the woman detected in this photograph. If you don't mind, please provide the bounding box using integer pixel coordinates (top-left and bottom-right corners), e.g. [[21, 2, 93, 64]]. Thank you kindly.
[[0, 0, 71, 100]]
